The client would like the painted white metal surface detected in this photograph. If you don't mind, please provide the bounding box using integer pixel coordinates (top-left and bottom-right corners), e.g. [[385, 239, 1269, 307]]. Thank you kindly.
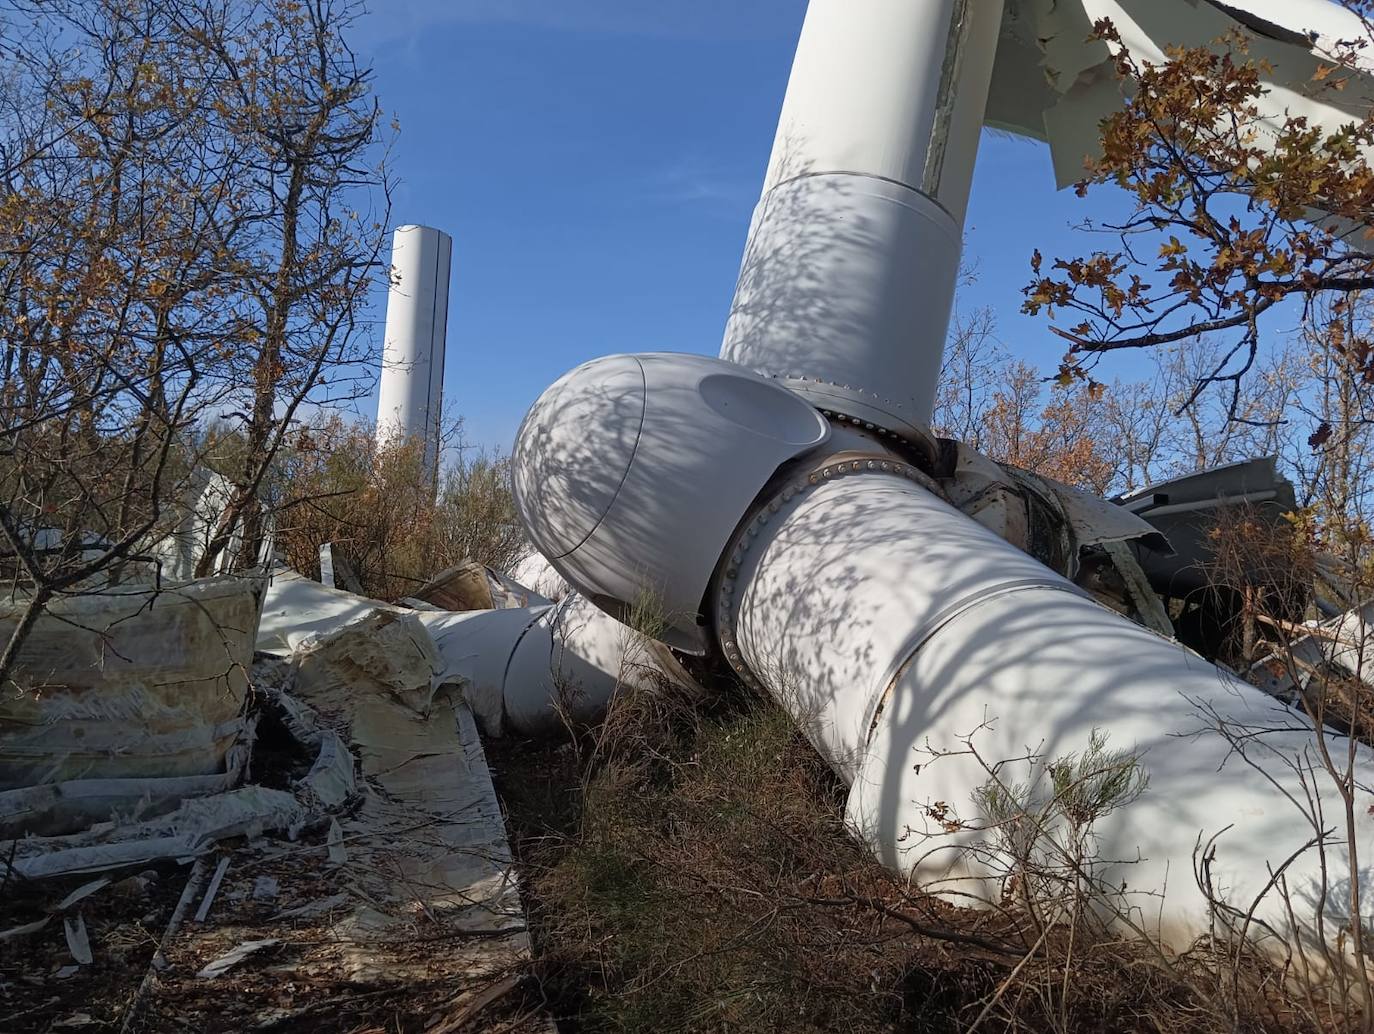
[[375, 224, 452, 476], [512, 345, 1374, 951], [507, 0, 1374, 960], [503, 593, 686, 736], [722, 177, 963, 440], [990, 0, 1374, 188], [723, 0, 1374, 435], [755, 0, 1003, 225], [730, 471, 1078, 783], [729, 463, 1374, 948], [258, 568, 411, 655], [423, 594, 697, 737], [508, 552, 571, 602], [721, 0, 1004, 433], [421, 606, 552, 735]]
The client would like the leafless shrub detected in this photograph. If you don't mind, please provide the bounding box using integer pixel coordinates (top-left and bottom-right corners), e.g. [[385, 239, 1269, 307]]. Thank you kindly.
[[1201, 488, 1374, 1031]]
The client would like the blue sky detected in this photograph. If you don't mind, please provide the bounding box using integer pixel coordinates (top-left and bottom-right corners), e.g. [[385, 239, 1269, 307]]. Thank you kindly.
[[355, 1, 1131, 453]]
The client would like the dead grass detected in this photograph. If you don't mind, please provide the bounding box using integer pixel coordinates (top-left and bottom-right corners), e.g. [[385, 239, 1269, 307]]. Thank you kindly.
[[488, 680, 1323, 1034]]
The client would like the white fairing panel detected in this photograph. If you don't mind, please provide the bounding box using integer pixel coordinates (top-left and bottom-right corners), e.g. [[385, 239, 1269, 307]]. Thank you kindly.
[[512, 355, 645, 563]]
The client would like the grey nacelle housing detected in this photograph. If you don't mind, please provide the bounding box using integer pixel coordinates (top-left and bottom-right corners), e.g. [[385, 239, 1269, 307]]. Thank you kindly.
[[512, 352, 830, 652]]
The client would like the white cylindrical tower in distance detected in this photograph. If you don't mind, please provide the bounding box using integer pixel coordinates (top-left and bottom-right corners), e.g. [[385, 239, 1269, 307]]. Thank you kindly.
[[376, 224, 453, 477]]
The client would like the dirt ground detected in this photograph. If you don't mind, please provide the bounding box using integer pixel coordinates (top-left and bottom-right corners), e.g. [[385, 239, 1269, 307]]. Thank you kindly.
[[2, 818, 556, 1034], [1, 699, 553, 1034]]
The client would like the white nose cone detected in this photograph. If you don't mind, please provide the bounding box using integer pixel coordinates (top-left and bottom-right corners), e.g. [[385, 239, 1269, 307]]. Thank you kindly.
[[511, 352, 830, 652], [376, 225, 453, 475], [513, 355, 647, 563]]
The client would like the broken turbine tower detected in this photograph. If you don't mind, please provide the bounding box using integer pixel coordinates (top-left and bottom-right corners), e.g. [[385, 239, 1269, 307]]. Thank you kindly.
[[375, 224, 453, 480], [511, 0, 1374, 953]]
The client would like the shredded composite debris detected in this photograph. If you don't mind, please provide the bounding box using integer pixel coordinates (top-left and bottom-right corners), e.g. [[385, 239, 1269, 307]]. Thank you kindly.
[[0, 577, 265, 838], [0, 566, 556, 1033]]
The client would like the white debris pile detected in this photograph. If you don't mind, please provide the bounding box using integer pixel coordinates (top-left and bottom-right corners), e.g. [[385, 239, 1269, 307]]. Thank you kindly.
[[1251, 599, 1374, 703], [4, 787, 310, 882], [116, 563, 549, 1027], [0, 559, 581, 1031]]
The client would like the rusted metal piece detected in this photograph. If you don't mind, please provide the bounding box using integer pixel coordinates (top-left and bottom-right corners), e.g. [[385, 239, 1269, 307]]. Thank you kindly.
[[410, 559, 549, 612]]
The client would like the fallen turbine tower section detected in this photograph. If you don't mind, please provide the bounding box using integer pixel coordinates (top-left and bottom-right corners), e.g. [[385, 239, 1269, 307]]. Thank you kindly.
[[512, 350, 1374, 957]]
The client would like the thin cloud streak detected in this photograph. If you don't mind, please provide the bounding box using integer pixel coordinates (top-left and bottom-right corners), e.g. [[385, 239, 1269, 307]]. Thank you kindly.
[[648, 156, 755, 212], [359, 0, 806, 50]]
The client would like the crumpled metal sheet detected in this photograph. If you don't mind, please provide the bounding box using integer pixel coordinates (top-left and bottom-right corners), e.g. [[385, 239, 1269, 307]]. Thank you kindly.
[[257, 568, 414, 655], [1251, 599, 1374, 700], [1118, 456, 1299, 600], [262, 579, 520, 927], [274, 607, 526, 982], [939, 441, 1167, 578], [937, 440, 1175, 634], [1, 786, 308, 881], [293, 607, 440, 718], [1012, 467, 1171, 555], [259, 684, 359, 809], [0, 729, 256, 839], [0, 670, 361, 877], [299, 731, 357, 809]]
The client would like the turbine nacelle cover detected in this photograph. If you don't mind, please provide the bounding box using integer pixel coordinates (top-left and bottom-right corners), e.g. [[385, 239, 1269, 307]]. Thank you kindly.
[[512, 352, 830, 652]]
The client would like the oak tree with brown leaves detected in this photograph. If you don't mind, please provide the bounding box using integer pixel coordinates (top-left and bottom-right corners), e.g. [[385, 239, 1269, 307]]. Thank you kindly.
[[1023, 8, 1374, 431], [0, 0, 390, 687]]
